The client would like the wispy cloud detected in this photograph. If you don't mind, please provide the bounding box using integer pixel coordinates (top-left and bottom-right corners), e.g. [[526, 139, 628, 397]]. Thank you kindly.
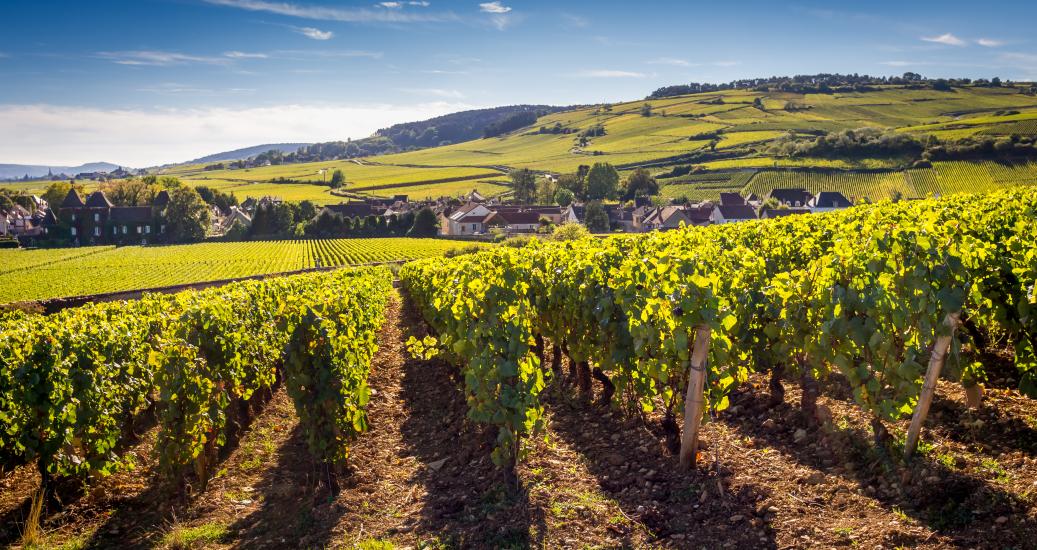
[[478, 1, 510, 14], [379, 1, 402, 7], [398, 87, 465, 99], [977, 38, 1004, 47], [560, 13, 588, 28], [135, 83, 257, 95], [294, 26, 334, 40], [96, 50, 230, 66], [223, 51, 269, 59], [478, 0, 514, 29], [421, 69, 469, 75], [275, 49, 383, 59], [712, 60, 740, 67], [648, 57, 692, 67], [921, 33, 966, 46], [203, 0, 451, 23], [574, 69, 646, 78]]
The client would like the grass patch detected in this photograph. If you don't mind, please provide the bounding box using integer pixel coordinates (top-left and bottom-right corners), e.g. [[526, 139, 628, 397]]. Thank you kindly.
[[161, 521, 229, 549]]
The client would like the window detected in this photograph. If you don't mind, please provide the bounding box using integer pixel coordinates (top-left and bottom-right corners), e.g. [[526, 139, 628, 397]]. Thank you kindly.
[[136, 226, 142, 234], [93, 227, 100, 237], [71, 213, 76, 222], [160, 224, 166, 234], [145, 225, 151, 234], [113, 226, 118, 235], [70, 227, 77, 236], [94, 213, 100, 222], [471, 223, 477, 231], [122, 225, 128, 234]]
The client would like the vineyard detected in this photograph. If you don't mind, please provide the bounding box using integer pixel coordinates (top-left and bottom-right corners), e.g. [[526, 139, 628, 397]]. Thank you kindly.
[[657, 161, 1037, 203], [1, 191, 1036, 548], [0, 238, 481, 304]]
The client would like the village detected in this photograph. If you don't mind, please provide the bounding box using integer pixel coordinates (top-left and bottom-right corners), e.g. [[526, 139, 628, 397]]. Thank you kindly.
[[1, 184, 855, 246]]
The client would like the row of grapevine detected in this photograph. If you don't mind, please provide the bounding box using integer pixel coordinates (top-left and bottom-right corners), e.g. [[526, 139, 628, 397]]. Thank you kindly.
[[401, 188, 1037, 471], [0, 266, 392, 495]]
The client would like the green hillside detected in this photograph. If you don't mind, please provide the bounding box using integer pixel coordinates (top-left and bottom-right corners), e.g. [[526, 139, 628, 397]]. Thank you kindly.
[[157, 85, 1037, 203]]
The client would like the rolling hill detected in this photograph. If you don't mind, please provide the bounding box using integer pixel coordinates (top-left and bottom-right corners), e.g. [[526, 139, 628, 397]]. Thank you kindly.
[[0, 162, 122, 180], [154, 84, 1037, 204], [185, 143, 311, 165]]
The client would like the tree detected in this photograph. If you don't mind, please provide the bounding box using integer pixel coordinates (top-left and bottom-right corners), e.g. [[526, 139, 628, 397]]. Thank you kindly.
[[640, 103, 653, 117], [586, 163, 620, 201], [554, 188, 575, 207], [622, 168, 658, 200], [557, 173, 585, 200], [583, 200, 610, 233], [163, 186, 210, 243], [408, 207, 439, 237], [510, 168, 537, 203], [552, 222, 590, 241], [297, 200, 318, 222], [42, 180, 82, 210], [100, 179, 159, 206], [329, 169, 346, 189]]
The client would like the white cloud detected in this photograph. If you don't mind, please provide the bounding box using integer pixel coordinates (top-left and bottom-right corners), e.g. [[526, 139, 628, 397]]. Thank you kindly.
[[879, 61, 918, 67], [97, 50, 230, 66], [409, 1, 430, 5], [203, 0, 451, 23], [296, 26, 334, 40], [921, 33, 966, 46], [648, 57, 692, 67], [398, 87, 466, 99], [574, 70, 646, 78], [977, 38, 1004, 47], [223, 51, 269, 59], [479, 1, 511, 14], [0, 102, 472, 167], [378, 1, 401, 7]]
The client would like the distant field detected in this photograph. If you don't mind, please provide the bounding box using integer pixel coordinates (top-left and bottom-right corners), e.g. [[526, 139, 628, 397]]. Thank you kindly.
[[0, 238, 481, 304], [657, 160, 1037, 202]]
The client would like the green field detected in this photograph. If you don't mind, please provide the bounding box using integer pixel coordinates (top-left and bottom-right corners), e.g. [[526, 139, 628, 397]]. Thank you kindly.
[[0, 238, 482, 304], [657, 160, 1037, 203]]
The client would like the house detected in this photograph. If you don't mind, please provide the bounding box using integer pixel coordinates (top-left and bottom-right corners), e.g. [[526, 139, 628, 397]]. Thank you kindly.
[[57, 189, 166, 245], [485, 210, 542, 234], [718, 192, 748, 206], [642, 206, 694, 231], [759, 207, 811, 219], [444, 202, 493, 235], [709, 204, 758, 224], [808, 191, 853, 213], [768, 188, 813, 208], [219, 206, 252, 232]]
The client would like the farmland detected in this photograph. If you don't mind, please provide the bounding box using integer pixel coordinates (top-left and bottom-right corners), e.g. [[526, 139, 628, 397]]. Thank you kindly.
[[141, 85, 1037, 203], [0, 238, 480, 304], [3, 189, 1036, 549]]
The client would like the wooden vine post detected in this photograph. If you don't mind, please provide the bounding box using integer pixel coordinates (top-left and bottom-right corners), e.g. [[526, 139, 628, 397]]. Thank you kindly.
[[679, 325, 712, 470], [904, 312, 961, 459]]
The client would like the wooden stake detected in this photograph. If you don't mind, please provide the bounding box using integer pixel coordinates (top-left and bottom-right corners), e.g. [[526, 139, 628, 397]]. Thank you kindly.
[[904, 312, 960, 459], [679, 325, 712, 470]]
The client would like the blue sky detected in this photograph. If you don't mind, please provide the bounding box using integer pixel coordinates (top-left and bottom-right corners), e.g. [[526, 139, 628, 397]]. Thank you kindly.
[[1, 0, 1036, 166]]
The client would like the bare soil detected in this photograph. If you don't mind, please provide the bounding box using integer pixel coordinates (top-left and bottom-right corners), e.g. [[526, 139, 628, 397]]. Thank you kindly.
[[2, 293, 1035, 549]]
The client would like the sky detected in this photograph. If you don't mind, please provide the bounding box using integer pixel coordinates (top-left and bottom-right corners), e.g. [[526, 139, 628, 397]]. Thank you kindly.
[[1, 0, 1036, 167]]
